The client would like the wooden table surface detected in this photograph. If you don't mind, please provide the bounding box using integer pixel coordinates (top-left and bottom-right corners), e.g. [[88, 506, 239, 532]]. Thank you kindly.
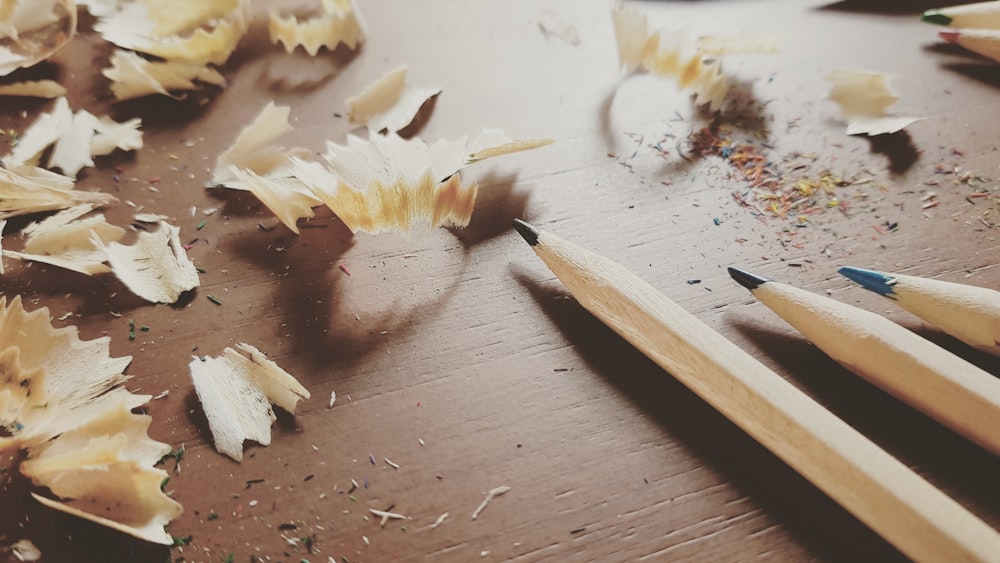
[[2, 1, 999, 561]]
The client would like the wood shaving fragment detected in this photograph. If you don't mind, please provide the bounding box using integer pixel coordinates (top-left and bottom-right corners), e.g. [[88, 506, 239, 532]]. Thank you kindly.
[[133, 212, 171, 223], [296, 131, 552, 234], [369, 508, 406, 526], [430, 512, 448, 528], [76, 0, 124, 18], [0, 164, 117, 220], [0, 296, 181, 545], [826, 70, 921, 136], [96, 221, 200, 303], [346, 67, 441, 133], [102, 49, 226, 101], [2, 97, 143, 177], [3, 204, 125, 275], [189, 343, 310, 462], [216, 105, 552, 234], [9, 539, 41, 561], [0, 0, 77, 77], [538, 11, 580, 46], [328, 389, 336, 408], [0, 79, 66, 98], [696, 34, 780, 55], [211, 102, 312, 187], [471, 485, 510, 520], [611, 3, 729, 111], [94, 0, 250, 66], [269, 0, 366, 55]]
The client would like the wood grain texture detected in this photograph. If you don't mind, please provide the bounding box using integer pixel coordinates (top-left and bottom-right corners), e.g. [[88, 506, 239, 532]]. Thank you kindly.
[[1, 1, 998, 561]]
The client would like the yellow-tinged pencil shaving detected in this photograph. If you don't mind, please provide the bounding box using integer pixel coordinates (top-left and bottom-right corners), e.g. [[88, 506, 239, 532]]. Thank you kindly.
[[610, 3, 729, 111], [227, 166, 320, 234], [2, 204, 125, 275], [216, 105, 552, 234], [0, 164, 117, 220], [189, 343, 310, 462], [0, 0, 77, 77], [102, 49, 226, 101], [0, 79, 66, 98], [0, 296, 181, 544], [697, 34, 781, 55], [347, 67, 441, 133], [96, 221, 200, 304], [269, 0, 366, 55], [297, 131, 552, 234], [826, 70, 921, 136]]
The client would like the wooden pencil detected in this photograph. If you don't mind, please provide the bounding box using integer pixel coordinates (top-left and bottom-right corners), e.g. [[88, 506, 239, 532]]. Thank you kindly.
[[512, 220, 1000, 562], [938, 28, 1000, 62], [923, 1, 1000, 30], [839, 266, 1000, 357], [729, 267, 1000, 456]]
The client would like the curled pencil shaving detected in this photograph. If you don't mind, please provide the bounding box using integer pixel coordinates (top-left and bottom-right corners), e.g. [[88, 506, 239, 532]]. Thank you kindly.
[[2, 204, 125, 275], [0, 79, 65, 98], [3, 96, 143, 177], [94, 0, 250, 65], [213, 103, 553, 235], [0, 295, 182, 545], [95, 221, 200, 304], [95, 0, 249, 100], [0, 0, 77, 77], [825, 70, 921, 136], [102, 49, 226, 101], [269, 0, 366, 55], [611, 4, 729, 111], [346, 66, 441, 133], [189, 343, 310, 462], [0, 164, 117, 220]]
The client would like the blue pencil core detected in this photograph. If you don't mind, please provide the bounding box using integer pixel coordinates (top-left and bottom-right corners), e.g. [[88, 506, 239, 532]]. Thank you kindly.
[[838, 266, 896, 296]]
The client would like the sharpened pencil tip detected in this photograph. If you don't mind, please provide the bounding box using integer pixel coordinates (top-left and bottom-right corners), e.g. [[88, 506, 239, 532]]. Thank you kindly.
[[921, 10, 952, 26], [838, 266, 896, 296], [512, 219, 540, 246], [727, 267, 769, 291]]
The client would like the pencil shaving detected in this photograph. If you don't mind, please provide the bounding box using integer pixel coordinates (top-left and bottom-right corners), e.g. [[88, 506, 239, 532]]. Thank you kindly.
[[95, 0, 250, 66], [696, 34, 781, 55], [471, 485, 510, 520], [0, 80, 65, 98], [2, 204, 125, 275], [3, 97, 143, 177], [297, 130, 552, 234], [0, 0, 77, 77], [825, 70, 921, 136], [0, 296, 181, 545], [211, 102, 312, 187], [610, 4, 729, 111], [0, 164, 117, 220], [269, 0, 366, 55], [102, 49, 226, 101], [189, 343, 310, 462], [97, 221, 200, 303], [346, 67, 441, 133]]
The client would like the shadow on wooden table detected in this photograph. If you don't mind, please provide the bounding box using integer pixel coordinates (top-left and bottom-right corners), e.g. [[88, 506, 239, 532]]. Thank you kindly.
[[816, 0, 943, 14], [511, 270, 908, 561]]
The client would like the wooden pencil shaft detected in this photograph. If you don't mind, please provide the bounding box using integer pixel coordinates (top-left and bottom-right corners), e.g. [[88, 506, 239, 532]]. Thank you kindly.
[[946, 28, 1000, 63], [527, 230, 1000, 562], [931, 1, 1000, 29], [885, 273, 1000, 357], [753, 281, 1000, 456]]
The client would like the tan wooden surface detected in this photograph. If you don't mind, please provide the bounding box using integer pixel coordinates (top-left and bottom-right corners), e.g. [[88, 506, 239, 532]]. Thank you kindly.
[[2, 1, 999, 561]]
